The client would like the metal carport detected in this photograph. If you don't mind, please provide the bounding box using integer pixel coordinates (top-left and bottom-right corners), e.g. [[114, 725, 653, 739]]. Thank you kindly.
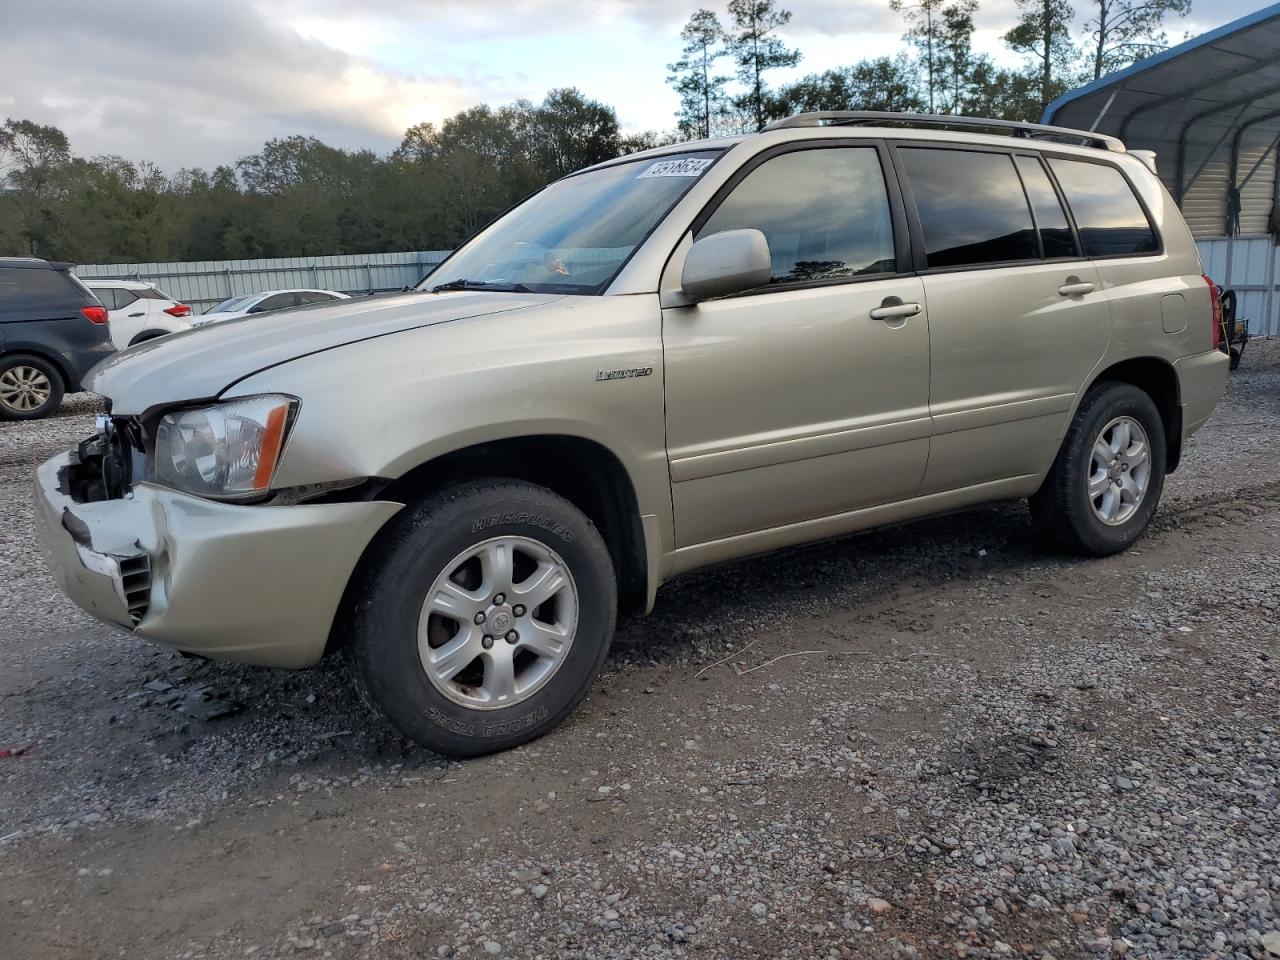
[[1043, 3, 1280, 335]]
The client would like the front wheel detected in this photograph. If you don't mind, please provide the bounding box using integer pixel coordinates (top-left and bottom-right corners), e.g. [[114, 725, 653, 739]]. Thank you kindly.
[[347, 480, 616, 756], [1030, 382, 1167, 556]]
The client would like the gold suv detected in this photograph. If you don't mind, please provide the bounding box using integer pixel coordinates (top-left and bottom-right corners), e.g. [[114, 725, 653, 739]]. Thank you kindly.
[[34, 113, 1229, 756]]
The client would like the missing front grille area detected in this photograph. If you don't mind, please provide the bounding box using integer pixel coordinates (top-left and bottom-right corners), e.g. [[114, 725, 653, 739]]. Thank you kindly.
[[69, 417, 140, 502]]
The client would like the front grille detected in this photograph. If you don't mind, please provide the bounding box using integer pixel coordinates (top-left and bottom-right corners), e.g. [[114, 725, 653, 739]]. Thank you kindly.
[[118, 554, 152, 624]]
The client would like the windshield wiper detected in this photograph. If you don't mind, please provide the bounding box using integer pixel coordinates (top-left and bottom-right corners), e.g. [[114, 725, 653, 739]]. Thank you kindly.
[[430, 279, 533, 293]]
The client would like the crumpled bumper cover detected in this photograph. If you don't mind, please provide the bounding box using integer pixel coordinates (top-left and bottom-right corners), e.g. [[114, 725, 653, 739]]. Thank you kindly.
[[33, 452, 401, 668]]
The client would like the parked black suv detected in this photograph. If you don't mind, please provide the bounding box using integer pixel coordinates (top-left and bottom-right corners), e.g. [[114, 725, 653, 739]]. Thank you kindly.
[[0, 258, 114, 420]]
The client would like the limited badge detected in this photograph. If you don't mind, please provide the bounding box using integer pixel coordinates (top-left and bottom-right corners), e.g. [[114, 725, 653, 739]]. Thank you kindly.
[[596, 367, 654, 381]]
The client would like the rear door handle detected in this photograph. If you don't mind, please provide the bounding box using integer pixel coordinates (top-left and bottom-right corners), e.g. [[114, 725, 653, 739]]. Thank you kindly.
[[1058, 277, 1095, 297], [128, 311, 145, 317], [870, 300, 922, 321]]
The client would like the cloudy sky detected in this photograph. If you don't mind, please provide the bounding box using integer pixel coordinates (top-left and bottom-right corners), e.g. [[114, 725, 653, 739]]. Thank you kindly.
[[0, 0, 1264, 171]]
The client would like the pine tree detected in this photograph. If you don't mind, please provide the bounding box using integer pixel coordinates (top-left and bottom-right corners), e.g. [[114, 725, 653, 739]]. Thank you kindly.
[[1085, 0, 1192, 80], [1004, 0, 1080, 112], [889, 0, 946, 113], [667, 10, 731, 139], [726, 0, 801, 132], [938, 0, 979, 114]]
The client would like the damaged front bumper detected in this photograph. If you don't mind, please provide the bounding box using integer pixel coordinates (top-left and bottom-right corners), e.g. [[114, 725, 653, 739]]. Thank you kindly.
[[33, 452, 401, 668]]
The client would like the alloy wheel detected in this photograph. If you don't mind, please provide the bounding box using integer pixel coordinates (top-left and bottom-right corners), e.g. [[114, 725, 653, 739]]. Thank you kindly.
[[418, 536, 579, 710], [0, 365, 53, 413], [1088, 415, 1151, 526]]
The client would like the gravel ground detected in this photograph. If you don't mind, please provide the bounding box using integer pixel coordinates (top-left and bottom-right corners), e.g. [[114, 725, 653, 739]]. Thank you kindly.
[[1, 347, 1278, 960]]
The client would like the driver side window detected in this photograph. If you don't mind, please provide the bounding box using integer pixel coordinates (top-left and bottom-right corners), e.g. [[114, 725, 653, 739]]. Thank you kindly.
[[697, 147, 897, 286]]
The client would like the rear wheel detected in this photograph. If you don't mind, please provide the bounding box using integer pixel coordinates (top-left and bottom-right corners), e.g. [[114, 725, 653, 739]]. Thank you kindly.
[[347, 480, 616, 756], [1030, 382, 1167, 556], [0, 354, 64, 421]]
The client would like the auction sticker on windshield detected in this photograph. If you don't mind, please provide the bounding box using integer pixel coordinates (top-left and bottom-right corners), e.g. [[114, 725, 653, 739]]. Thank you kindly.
[[636, 158, 714, 179]]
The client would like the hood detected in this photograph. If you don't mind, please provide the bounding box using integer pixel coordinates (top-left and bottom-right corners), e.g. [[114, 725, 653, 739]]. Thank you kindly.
[[88, 290, 563, 415]]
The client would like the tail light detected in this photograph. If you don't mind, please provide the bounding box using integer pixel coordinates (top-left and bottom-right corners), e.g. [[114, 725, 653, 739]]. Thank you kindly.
[[81, 305, 109, 324], [164, 303, 192, 318], [1203, 275, 1222, 349]]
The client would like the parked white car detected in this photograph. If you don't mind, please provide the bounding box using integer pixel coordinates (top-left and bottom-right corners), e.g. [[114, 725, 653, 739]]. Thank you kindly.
[[80, 279, 192, 350], [194, 289, 351, 326]]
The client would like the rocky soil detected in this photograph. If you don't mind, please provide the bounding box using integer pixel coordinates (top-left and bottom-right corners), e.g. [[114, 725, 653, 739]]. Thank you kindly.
[[1, 346, 1277, 960]]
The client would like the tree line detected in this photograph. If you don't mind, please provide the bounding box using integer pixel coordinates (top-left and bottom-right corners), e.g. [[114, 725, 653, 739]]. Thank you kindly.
[[1, 0, 1190, 265], [0, 91, 662, 265], [668, 0, 1189, 136]]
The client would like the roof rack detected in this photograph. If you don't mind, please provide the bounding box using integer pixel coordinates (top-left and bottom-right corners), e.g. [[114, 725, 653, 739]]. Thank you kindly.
[[762, 111, 1126, 152]]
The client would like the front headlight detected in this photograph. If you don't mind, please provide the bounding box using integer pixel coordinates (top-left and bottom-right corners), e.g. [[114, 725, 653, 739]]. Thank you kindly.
[[153, 395, 297, 500]]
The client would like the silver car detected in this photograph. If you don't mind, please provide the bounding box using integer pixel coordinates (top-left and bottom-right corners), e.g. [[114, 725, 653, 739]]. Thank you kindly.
[[194, 289, 352, 326], [33, 113, 1229, 756]]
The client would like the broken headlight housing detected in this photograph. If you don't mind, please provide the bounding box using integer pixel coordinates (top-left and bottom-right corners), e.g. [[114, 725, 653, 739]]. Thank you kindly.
[[153, 395, 298, 501]]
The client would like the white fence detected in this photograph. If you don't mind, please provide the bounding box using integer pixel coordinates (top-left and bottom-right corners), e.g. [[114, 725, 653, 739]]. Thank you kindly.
[[75, 251, 451, 315], [1197, 236, 1279, 337]]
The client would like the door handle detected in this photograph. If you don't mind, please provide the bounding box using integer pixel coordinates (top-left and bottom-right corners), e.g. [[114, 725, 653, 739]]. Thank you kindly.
[[128, 311, 145, 317], [1058, 277, 1095, 297], [869, 299, 922, 322]]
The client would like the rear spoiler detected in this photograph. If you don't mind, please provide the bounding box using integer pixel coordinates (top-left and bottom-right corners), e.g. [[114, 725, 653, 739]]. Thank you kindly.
[[1128, 150, 1158, 174]]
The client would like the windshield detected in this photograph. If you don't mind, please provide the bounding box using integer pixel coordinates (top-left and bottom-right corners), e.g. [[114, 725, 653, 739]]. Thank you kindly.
[[420, 151, 721, 295], [209, 296, 252, 313]]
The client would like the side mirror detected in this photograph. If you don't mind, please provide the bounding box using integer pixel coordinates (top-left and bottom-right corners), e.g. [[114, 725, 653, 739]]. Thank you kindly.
[[681, 229, 772, 301]]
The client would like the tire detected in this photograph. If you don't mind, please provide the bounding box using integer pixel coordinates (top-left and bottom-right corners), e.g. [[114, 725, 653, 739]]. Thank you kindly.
[[347, 479, 616, 757], [1030, 381, 1167, 556], [0, 353, 65, 421]]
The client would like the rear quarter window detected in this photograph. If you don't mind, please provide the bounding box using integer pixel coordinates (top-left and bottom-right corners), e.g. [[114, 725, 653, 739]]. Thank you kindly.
[[1049, 158, 1159, 257], [0, 267, 84, 303], [88, 287, 120, 310], [297, 291, 337, 304]]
